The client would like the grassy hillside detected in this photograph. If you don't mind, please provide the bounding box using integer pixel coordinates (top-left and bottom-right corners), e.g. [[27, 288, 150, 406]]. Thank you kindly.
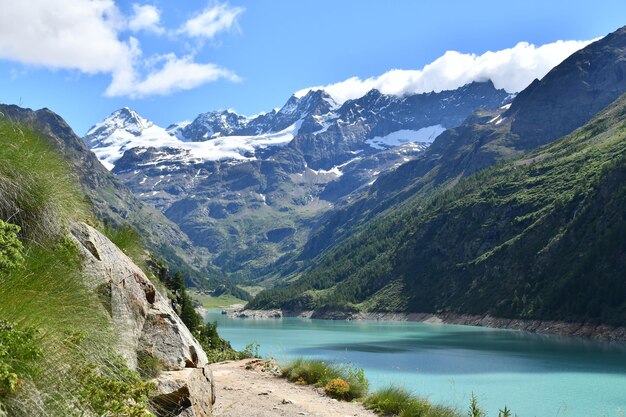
[[249, 93, 626, 325], [0, 120, 154, 416]]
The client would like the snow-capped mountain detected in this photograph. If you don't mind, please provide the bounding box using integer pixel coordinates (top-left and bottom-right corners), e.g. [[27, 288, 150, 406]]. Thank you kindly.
[[84, 108, 175, 170], [84, 108, 303, 170], [83, 80, 509, 277]]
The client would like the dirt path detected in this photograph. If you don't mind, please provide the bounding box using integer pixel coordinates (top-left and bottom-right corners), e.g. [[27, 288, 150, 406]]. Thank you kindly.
[[209, 359, 378, 417]]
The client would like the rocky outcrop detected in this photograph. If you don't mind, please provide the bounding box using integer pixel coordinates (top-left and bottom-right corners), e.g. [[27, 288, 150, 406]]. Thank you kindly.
[[151, 366, 215, 417], [70, 222, 214, 416]]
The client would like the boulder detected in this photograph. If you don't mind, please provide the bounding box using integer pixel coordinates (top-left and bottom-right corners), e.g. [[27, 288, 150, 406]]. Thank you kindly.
[[151, 366, 215, 417]]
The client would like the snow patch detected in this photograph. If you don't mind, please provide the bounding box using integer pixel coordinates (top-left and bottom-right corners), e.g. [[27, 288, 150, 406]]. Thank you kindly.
[[366, 125, 445, 150]]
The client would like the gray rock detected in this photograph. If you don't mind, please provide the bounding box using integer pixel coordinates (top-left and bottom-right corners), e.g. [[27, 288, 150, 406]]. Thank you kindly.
[[70, 222, 208, 370], [151, 365, 215, 417]]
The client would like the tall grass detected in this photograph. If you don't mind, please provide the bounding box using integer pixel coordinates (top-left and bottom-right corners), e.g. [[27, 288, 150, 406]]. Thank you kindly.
[[280, 358, 514, 417], [100, 222, 147, 269], [0, 241, 116, 415], [0, 119, 87, 244], [364, 386, 460, 417]]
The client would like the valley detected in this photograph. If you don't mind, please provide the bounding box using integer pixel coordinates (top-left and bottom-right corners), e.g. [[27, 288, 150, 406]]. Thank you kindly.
[[1, 3, 625, 416]]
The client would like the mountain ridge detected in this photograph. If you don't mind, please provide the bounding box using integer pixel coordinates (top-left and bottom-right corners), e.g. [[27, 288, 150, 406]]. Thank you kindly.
[[83, 81, 509, 279]]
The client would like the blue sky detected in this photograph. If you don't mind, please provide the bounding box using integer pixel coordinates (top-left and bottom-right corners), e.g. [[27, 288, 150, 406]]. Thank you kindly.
[[0, 1, 625, 134]]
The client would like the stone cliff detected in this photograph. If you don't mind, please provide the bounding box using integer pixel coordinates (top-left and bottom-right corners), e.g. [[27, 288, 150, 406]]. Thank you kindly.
[[71, 222, 214, 417]]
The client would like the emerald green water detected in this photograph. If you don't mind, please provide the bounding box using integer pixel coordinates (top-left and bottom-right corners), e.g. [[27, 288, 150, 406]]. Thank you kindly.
[[205, 311, 626, 417]]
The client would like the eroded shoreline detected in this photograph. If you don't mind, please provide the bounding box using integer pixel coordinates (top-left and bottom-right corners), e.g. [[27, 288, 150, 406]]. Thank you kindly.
[[222, 306, 626, 341]]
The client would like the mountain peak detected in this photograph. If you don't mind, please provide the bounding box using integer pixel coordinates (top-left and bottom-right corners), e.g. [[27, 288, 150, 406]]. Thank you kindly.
[[85, 107, 153, 138], [279, 89, 338, 117], [505, 23, 626, 149], [182, 109, 249, 141]]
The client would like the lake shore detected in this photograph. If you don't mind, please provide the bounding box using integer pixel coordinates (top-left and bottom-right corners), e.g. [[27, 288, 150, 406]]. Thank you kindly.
[[222, 306, 626, 341]]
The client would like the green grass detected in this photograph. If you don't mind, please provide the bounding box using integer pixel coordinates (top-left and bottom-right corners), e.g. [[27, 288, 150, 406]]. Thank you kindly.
[[0, 241, 121, 416], [280, 359, 513, 417], [281, 358, 369, 400], [189, 292, 245, 309], [364, 386, 460, 417], [100, 223, 146, 269], [0, 120, 87, 244], [238, 285, 265, 297]]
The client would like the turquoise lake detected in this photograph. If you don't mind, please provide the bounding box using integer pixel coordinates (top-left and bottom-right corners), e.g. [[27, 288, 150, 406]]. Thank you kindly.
[[204, 311, 626, 417]]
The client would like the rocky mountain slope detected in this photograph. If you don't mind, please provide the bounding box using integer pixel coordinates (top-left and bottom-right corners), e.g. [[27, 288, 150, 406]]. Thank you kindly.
[[72, 222, 215, 416], [291, 26, 626, 269], [84, 82, 509, 279], [0, 114, 215, 416], [249, 26, 626, 327]]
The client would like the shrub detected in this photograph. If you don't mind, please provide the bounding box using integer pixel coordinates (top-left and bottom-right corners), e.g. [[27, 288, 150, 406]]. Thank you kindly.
[[196, 321, 259, 364], [0, 221, 23, 271], [324, 378, 351, 400], [77, 358, 155, 417], [0, 322, 41, 397]]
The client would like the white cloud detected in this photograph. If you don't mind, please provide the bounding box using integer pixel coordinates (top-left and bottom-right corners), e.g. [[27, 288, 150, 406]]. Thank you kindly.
[[178, 2, 244, 39], [0, 0, 132, 74], [105, 54, 240, 98], [128, 4, 164, 34], [296, 39, 594, 103], [0, 0, 241, 98]]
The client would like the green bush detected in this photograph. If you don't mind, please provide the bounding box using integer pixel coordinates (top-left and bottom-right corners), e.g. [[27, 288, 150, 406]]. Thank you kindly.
[[196, 321, 259, 364], [77, 358, 155, 417], [0, 322, 41, 397], [0, 221, 23, 271]]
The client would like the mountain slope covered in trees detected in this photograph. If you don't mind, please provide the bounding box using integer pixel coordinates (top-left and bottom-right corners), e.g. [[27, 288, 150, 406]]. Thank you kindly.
[[250, 92, 626, 325], [282, 26, 626, 274]]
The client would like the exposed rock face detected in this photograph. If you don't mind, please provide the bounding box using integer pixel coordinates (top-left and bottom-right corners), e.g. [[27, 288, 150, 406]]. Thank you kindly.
[[506, 26, 626, 149], [70, 222, 214, 415]]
